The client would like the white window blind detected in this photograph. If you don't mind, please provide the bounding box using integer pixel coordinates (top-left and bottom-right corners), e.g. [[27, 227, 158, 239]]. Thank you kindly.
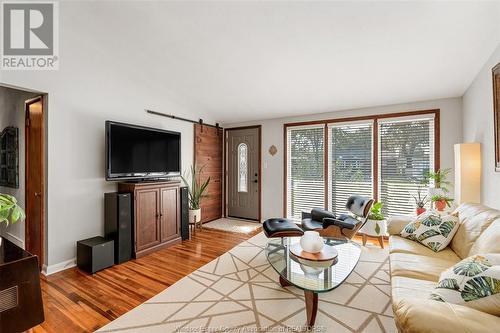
[[287, 126, 325, 219], [379, 116, 434, 217], [329, 122, 373, 215]]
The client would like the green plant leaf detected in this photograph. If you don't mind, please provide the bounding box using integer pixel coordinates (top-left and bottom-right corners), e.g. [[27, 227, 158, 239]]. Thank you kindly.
[[421, 216, 441, 227], [426, 241, 442, 252], [439, 220, 456, 238], [417, 229, 440, 242], [403, 222, 416, 235], [437, 278, 460, 290], [453, 256, 491, 277], [461, 276, 500, 302], [374, 222, 381, 235]]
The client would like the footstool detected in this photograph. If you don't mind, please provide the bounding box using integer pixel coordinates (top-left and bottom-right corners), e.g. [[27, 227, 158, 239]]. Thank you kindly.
[[263, 218, 304, 238]]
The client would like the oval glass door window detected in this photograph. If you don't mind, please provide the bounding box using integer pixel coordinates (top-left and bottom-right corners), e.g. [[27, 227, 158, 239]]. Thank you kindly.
[[238, 143, 248, 192]]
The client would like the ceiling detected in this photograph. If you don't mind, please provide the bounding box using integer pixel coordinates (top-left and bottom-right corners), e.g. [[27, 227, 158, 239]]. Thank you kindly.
[[68, 1, 500, 123]]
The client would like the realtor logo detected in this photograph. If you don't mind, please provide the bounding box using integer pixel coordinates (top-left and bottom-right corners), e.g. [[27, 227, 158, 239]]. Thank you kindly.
[[1, 1, 59, 70]]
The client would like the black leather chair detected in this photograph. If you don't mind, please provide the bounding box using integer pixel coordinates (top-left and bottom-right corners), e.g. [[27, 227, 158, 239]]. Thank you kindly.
[[301, 195, 374, 240]]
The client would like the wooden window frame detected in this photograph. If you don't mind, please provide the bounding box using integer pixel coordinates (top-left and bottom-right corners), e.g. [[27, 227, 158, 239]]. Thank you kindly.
[[283, 109, 440, 217]]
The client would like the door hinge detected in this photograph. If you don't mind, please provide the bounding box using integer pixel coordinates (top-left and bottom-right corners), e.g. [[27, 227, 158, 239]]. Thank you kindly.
[[26, 118, 31, 127]]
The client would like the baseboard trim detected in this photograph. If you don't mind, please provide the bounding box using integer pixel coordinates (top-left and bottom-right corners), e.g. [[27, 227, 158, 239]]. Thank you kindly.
[[42, 258, 76, 276]]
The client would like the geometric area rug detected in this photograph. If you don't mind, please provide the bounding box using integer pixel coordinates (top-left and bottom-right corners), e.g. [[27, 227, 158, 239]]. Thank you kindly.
[[97, 232, 396, 333]]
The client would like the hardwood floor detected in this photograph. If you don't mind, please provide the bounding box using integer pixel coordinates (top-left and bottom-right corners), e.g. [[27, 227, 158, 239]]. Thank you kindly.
[[33, 228, 386, 333], [33, 228, 260, 333]]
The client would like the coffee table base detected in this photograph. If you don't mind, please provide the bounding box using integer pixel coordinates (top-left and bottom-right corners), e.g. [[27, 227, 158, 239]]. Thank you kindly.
[[279, 276, 318, 327]]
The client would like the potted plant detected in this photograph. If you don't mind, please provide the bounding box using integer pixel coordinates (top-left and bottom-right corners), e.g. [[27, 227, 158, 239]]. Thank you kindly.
[[412, 186, 429, 215], [0, 193, 25, 227], [431, 195, 454, 212], [425, 168, 453, 211], [360, 202, 386, 236], [181, 165, 210, 226]]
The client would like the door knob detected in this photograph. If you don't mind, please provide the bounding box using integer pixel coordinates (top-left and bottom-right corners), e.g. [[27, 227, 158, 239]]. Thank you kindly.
[[34, 192, 41, 197], [253, 180, 258, 183]]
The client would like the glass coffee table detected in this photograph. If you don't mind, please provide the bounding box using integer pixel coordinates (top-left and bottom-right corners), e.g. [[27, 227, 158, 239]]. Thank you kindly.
[[265, 237, 361, 327]]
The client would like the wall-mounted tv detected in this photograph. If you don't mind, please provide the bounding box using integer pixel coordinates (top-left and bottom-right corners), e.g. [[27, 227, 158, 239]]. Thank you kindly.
[[106, 121, 181, 181]]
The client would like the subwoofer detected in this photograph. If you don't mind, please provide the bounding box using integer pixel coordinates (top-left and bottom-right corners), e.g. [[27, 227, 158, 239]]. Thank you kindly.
[[105, 192, 132, 264], [180, 186, 189, 240]]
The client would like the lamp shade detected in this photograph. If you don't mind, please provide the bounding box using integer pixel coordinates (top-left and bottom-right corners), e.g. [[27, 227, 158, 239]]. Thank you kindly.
[[454, 143, 481, 204]]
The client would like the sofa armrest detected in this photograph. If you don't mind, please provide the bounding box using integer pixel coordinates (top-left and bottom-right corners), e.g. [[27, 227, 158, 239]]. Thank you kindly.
[[393, 297, 500, 333], [387, 215, 414, 235]]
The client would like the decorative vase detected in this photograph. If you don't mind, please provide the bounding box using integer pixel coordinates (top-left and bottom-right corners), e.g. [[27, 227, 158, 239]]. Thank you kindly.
[[300, 231, 324, 253], [416, 207, 426, 216], [359, 219, 387, 236], [189, 208, 201, 223], [435, 200, 446, 211]]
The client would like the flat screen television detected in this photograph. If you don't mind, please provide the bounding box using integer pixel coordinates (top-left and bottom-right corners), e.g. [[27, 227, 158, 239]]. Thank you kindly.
[[106, 121, 181, 181]]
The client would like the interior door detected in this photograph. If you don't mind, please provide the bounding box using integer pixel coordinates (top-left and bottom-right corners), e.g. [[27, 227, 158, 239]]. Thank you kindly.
[[135, 189, 160, 251], [160, 186, 179, 242], [25, 97, 44, 269], [226, 127, 260, 220]]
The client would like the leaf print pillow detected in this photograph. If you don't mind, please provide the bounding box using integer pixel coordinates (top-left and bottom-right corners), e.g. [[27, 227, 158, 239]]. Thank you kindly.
[[431, 254, 500, 316], [400, 211, 459, 252]]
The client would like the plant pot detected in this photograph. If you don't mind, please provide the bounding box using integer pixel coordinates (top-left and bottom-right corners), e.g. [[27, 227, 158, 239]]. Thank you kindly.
[[359, 219, 387, 237], [416, 207, 426, 216], [435, 199, 447, 211], [189, 208, 202, 223]]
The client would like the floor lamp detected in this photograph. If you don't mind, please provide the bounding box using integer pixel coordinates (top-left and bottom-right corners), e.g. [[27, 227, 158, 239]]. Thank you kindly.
[[454, 143, 481, 204]]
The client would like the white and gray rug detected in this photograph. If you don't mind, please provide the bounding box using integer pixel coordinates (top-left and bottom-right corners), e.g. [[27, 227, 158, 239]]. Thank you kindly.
[[97, 232, 395, 333], [203, 218, 262, 234]]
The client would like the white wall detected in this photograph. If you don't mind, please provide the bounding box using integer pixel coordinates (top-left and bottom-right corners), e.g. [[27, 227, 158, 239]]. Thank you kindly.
[[224, 98, 463, 220], [0, 87, 39, 247], [1, 5, 216, 274], [463, 43, 500, 209]]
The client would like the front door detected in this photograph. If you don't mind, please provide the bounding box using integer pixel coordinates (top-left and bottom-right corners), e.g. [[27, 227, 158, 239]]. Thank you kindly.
[[25, 97, 45, 269], [226, 127, 260, 220]]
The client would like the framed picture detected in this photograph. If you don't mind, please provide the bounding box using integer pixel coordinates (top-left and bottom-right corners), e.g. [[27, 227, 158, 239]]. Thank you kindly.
[[0, 127, 19, 188], [494, 63, 500, 172]]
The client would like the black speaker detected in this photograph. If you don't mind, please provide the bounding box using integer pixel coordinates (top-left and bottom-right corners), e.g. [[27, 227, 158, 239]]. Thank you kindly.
[[180, 186, 189, 240], [105, 192, 132, 264], [77, 236, 114, 274]]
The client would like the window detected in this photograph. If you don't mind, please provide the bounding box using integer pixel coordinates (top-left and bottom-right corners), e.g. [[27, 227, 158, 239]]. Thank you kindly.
[[287, 125, 325, 219], [285, 111, 437, 219], [379, 116, 434, 216], [237, 143, 248, 192], [329, 121, 373, 214]]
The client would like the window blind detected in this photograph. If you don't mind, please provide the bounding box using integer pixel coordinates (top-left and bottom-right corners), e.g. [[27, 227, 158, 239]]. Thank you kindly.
[[287, 126, 325, 219], [329, 122, 373, 214], [379, 116, 434, 217]]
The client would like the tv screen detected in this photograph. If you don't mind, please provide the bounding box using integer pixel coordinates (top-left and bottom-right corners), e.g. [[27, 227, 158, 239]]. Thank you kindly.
[[106, 121, 181, 180]]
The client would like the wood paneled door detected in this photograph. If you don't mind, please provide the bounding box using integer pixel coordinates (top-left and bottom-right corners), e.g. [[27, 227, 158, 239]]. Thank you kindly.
[[225, 126, 261, 221], [25, 96, 45, 270], [135, 188, 161, 252], [194, 124, 223, 223]]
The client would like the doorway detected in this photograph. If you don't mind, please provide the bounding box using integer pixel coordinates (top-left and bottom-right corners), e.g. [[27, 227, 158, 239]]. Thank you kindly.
[[25, 96, 45, 269], [225, 126, 261, 221]]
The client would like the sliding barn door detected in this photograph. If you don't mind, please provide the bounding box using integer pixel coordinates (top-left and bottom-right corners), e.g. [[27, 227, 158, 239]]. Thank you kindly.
[[194, 124, 223, 223]]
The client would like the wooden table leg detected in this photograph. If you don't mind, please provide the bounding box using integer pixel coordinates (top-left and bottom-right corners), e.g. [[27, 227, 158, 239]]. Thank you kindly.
[[279, 275, 292, 287], [362, 234, 367, 246], [304, 290, 318, 327], [378, 235, 384, 249]]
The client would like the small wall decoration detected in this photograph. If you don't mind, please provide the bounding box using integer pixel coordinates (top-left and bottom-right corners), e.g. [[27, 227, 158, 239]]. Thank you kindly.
[[0, 127, 19, 188], [268, 145, 278, 156], [493, 62, 500, 172]]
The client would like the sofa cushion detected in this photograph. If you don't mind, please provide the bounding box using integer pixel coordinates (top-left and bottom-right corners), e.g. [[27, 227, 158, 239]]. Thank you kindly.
[[431, 253, 500, 316], [392, 296, 500, 333], [389, 252, 459, 282], [451, 203, 500, 258], [387, 215, 415, 235], [389, 236, 461, 262], [469, 218, 500, 256], [391, 276, 436, 303], [400, 211, 459, 252]]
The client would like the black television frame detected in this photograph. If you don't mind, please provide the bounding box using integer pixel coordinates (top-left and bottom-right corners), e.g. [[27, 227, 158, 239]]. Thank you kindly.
[[105, 120, 181, 181]]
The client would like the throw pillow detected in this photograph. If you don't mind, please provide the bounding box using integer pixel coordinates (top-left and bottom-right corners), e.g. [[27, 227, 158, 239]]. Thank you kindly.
[[400, 211, 459, 252], [430, 254, 500, 316]]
